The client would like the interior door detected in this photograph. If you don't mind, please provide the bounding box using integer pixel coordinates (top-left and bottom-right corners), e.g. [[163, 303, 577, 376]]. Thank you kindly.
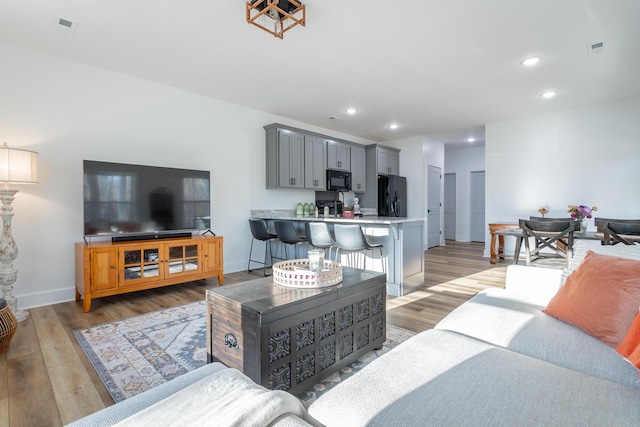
[[427, 165, 441, 248], [444, 173, 456, 240], [470, 170, 486, 242]]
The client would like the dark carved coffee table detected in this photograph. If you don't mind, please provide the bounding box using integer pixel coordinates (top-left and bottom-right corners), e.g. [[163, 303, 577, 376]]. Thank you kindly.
[[206, 267, 386, 395]]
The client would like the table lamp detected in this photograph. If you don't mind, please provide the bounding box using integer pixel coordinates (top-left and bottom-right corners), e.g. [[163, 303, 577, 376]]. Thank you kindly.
[[0, 142, 38, 322]]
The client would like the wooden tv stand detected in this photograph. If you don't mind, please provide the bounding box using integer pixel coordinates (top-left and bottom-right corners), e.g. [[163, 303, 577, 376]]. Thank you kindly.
[[75, 235, 223, 312]]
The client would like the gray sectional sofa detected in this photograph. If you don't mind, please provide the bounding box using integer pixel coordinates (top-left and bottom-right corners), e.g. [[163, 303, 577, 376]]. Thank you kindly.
[[68, 240, 640, 427]]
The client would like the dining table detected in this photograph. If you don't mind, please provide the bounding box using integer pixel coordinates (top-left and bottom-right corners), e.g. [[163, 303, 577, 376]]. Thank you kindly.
[[489, 222, 601, 264]]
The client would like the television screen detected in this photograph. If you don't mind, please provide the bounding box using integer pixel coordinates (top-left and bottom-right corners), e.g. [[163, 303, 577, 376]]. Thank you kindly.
[[83, 160, 211, 237]]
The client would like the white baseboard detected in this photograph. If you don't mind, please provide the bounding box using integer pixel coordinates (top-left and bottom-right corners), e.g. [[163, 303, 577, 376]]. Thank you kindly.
[[225, 261, 246, 274], [16, 261, 250, 310], [17, 287, 76, 310]]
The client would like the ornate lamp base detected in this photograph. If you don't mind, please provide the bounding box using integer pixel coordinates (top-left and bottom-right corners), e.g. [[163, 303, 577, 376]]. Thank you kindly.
[[0, 187, 30, 322]]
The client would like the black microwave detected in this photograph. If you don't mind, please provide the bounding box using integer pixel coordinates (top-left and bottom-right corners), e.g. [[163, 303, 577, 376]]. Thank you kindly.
[[326, 169, 351, 191]]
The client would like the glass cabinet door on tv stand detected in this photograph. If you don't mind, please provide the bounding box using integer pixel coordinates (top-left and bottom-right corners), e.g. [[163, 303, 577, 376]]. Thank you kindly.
[[166, 243, 201, 277], [120, 243, 165, 286], [120, 242, 202, 286]]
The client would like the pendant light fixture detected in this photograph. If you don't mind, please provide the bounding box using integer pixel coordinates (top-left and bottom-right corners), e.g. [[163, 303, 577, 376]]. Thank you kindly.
[[246, 0, 305, 39]]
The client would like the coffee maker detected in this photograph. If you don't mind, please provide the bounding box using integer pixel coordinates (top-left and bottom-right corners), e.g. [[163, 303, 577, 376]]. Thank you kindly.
[[315, 200, 343, 216]]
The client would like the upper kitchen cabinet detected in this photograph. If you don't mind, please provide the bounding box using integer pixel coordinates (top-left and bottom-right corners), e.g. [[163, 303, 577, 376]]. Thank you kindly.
[[327, 140, 351, 171], [265, 125, 304, 189], [350, 145, 366, 193], [360, 144, 401, 209], [369, 144, 400, 175], [265, 123, 368, 191], [304, 135, 326, 190]]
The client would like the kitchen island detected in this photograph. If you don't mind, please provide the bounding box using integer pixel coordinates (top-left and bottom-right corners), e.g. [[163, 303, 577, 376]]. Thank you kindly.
[[251, 210, 426, 296]]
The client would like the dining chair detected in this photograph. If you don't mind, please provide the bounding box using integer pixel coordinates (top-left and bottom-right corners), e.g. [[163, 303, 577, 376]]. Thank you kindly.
[[519, 219, 575, 267], [529, 216, 580, 231], [602, 220, 640, 245], [527, 216, 582, 254]]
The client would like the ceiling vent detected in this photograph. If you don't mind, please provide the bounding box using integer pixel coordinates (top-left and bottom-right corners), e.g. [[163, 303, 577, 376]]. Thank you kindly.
[[54, 16, 77, 34], [328, 116, 343, 121], [589, 41, 604, 55]]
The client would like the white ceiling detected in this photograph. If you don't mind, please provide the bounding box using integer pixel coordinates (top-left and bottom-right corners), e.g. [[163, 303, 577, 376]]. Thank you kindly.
[[1, 0, 639, 148]]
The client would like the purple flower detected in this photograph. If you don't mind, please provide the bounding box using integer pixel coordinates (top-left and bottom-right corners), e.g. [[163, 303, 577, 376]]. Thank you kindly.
[[567, 204, 598, 220]]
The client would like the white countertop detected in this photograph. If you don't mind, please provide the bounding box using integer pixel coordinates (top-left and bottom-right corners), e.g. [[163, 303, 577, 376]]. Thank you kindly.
[[251, 214, 426, 225]]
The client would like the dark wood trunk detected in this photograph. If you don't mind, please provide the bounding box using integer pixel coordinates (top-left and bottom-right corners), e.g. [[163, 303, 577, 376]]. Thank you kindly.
[[206, 267, 386, 395]]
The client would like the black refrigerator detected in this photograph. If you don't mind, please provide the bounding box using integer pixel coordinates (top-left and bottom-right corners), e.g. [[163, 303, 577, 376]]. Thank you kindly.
[[377, 175, 407, 217]]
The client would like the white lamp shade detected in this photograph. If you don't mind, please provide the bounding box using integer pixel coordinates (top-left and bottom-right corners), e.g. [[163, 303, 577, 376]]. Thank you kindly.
[[0, 143, 38, 184]]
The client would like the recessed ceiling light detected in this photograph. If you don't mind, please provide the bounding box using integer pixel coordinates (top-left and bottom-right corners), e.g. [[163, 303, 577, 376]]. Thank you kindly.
[[522, 57, 541, 66], [541, 91, 557, 99], [467, 137, 475, 143], [345, 108, 358, 114], [388, 123, 399, 130]]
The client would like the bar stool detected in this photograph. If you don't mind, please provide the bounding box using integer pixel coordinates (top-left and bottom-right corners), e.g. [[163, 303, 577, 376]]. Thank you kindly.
[[274, 221, 308, 259], [248, 219, 279, 276], [305, 222, 338, 260], [334, 224, 385, 272]]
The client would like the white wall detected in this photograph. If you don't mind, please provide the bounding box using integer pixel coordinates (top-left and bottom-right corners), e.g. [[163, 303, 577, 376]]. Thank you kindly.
[[485, 98, 640, 257], [444, 146, 485, 242], [0, 41, 376, 309]]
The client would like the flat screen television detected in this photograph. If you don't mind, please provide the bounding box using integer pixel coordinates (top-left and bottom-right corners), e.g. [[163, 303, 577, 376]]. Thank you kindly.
[[83, 160, 211, 239]]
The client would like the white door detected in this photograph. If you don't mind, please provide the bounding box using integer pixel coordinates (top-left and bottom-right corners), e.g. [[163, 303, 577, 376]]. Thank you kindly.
[[470, 171, 485, 242], [444, 173, 456, 240], [427, 165, 441, 248]]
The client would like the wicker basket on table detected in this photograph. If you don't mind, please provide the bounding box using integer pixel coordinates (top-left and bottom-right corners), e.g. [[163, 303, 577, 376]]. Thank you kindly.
[[0, 298, 18, 355], [272, 259, 343, 288]]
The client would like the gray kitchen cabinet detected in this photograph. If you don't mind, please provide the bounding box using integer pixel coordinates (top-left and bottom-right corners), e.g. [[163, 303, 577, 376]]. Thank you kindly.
[[304, 135, 326, 189], [375, 146, 400, 175], [327, 140, 351, 171], [265, 123, 367, 191], [360, 144, 401, 208], [350, 145, 366, 193], [265, 125, 304, 189]]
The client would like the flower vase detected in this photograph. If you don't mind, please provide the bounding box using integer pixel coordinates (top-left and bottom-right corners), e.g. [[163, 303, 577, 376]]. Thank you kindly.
[[579, 218, 587, 234]]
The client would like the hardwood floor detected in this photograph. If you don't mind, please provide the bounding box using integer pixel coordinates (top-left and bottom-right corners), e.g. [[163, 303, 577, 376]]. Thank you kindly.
[[0, 241, 506, 426]]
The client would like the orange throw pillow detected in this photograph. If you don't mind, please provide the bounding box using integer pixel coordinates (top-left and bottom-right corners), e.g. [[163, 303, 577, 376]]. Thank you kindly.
[[544, 250, 640, 348], [617, 312, 640, 375]]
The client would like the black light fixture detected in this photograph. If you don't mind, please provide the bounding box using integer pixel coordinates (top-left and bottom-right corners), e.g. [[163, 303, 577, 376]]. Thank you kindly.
[[246, 0, 305, 39]]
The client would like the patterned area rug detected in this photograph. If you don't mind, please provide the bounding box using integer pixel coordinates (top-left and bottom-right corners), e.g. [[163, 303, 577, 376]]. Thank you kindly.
[[74, 301, 415, 403]]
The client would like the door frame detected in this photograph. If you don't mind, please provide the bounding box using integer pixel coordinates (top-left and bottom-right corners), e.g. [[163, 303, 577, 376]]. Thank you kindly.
[[427, 165, 442, 248], [444, 173, 456, 241], [470, 170, 486, 243]]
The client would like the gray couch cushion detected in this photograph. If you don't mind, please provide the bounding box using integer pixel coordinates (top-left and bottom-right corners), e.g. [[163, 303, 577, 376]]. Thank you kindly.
[[435, 288, 640, 389], [307, 329, 640, 427]]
